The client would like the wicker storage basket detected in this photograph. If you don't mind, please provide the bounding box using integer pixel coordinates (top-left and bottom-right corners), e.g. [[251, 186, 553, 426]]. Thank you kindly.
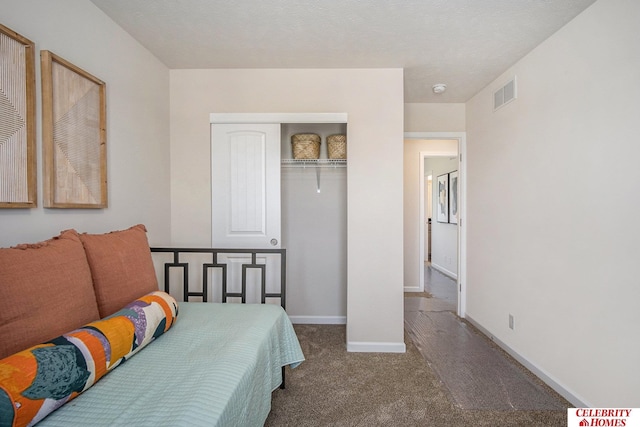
[[291, 133, 321, 159], [327, 134, 346, 159]]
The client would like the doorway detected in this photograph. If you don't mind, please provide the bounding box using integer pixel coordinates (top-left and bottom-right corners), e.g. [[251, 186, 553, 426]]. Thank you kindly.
[[424, 154, 458, 279], [405, 132, 466, 318]]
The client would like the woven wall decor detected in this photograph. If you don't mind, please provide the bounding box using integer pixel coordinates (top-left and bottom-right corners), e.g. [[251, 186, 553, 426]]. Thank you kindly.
[[0, 24, 36, 208], [41, 50, 107, 208]]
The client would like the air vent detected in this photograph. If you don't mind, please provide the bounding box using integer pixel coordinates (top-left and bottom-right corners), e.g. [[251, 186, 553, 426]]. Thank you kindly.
[[494, 76, 517, 111]]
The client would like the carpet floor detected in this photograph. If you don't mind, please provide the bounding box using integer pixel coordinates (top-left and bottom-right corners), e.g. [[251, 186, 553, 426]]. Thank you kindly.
[[266, 323, 569, 426]]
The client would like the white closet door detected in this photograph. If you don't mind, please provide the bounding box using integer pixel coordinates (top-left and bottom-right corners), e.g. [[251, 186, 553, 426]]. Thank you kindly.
[[211, 123, 281, 248]]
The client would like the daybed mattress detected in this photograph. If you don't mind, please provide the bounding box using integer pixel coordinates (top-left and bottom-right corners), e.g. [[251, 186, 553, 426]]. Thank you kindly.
[[36, 302, 304, 427]]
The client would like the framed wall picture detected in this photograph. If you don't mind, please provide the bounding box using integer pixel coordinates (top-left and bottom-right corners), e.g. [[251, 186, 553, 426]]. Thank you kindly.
[[449, 170, 458, 224], [0, 24, 36, 208], [41, 50, 107, 208], [436, 173, 449, 223]]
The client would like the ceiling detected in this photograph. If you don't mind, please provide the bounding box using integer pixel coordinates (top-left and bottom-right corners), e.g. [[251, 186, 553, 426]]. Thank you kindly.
[[89, 0, 597, 103]]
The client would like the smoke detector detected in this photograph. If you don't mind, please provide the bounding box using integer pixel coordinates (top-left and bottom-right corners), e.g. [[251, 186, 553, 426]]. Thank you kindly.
[[432, 83, 447, 94]]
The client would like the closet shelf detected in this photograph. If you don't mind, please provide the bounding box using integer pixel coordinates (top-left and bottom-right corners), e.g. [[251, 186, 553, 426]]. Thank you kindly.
[[281, 159, 346, 168]]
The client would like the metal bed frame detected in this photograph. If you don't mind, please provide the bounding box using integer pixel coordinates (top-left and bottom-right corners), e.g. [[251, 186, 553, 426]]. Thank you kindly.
[[150, 247, 286, 307], [150, 247, 288, 387]]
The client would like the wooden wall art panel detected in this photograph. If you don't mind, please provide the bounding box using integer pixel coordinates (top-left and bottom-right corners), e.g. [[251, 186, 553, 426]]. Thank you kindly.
[[41, 50, 106, 208], [0, 23, 36, 208]]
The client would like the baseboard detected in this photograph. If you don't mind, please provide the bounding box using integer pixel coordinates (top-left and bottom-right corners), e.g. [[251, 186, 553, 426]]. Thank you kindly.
[[347, 341, 406, 353], [404, 286, 422, 292], [465, 315, 590, 407], [430, 262, 458, 280], [288, 315, 347, 325]]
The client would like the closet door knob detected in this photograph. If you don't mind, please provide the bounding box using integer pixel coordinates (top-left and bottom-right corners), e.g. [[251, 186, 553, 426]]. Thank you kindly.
[[270, 238, 278, 246]]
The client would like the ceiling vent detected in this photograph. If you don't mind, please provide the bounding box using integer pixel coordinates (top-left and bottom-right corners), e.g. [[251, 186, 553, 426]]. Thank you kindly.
[[494, 76, 517, 111]]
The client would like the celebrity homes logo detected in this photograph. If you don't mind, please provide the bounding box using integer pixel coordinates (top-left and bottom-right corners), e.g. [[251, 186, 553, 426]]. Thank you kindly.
[[568, 408, 639, 427]]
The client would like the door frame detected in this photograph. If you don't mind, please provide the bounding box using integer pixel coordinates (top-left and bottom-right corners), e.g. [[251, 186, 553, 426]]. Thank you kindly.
[[405, 132, 467, 318]]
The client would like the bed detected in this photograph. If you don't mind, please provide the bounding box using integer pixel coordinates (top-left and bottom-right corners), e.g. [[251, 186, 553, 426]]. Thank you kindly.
[[37, 303, 304, 426], [0, 227, 304, 427]]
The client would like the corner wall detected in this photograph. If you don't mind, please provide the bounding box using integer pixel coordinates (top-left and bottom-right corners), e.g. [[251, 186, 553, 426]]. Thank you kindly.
[[465, 0, 640, 406], [0, 0, 171, 246], [170, 69, 405, 350]]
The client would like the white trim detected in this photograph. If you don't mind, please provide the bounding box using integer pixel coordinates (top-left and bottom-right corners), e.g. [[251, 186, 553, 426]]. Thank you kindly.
[[418, 157, 427, 293], [459, 133, 467, 318], [210, 112, 348, 124], [405, 132, 467, 318], [403, 286, 422, 293], [347, 341, 407, 353], [289, 315, 347, 325], [430, 262, 458, 280], [404, 132, 466, 139], [465, 315, 590, 408]]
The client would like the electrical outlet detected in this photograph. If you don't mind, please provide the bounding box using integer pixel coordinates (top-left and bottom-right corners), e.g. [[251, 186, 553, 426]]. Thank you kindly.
[[509, 314, 514, 330]]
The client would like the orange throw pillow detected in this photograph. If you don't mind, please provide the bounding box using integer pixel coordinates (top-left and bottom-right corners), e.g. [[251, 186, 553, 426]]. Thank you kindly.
[[0, 230, 100, 359], [79, 224, 159, 317]]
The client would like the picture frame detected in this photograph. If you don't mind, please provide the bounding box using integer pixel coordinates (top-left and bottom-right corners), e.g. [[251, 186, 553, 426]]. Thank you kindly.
[[436, 173, 449, 223], [449, 170, 458, 224], [41, 50, 107, 208], [0, 24, 37, 208]]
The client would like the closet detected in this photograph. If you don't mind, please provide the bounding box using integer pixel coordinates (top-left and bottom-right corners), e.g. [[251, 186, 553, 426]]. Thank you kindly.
[[210, 114, 348, 323]]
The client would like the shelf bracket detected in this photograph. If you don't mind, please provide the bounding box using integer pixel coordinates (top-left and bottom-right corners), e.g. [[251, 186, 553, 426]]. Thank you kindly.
[[316, 167, 321, 193]]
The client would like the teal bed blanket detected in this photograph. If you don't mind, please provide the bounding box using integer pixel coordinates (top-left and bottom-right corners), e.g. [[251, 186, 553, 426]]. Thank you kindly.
[[36, 303, 304, 427]]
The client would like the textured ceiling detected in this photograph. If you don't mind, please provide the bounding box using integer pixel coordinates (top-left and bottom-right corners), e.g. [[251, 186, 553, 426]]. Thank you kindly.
[[90, 0, 597, 103]]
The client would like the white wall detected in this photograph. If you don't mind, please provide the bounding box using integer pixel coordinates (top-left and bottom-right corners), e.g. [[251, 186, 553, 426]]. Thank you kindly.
[[170, 69, 405, 351], [405, 103, 465, 132], [466, 0, 640, 406], [0, 0, 171, 247], [403, 139, 457, 290], [427, 157, 458, 278]]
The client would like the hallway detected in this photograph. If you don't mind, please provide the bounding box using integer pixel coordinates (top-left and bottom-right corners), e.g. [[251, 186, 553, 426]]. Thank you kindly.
[[423, 263, 457, 308], [404, 264, 568, 410]]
